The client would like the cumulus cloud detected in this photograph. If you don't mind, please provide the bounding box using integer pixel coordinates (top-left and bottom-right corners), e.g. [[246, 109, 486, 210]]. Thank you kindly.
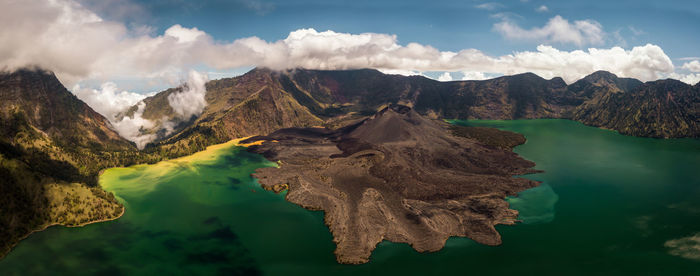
[[682, 60, 700, 73], [665, 233, 700, 261], [536, 5, 549, 12], [437, 72, 453, 81], [167, 70, 209, 120], [71, 82, 156, 148], [72, 71, 209, 148], [461, 71, 490, 80], [72, 82, 148, 121], [110, 101, 156, 149], [0, 0, 690, 91], [494, 15, 605, 46], [669, 73, 700, 85], [680, 74, 700, 85]]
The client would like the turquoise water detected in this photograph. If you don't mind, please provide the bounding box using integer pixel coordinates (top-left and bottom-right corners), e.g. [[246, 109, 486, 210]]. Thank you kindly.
[[1, 119, 699, 275]]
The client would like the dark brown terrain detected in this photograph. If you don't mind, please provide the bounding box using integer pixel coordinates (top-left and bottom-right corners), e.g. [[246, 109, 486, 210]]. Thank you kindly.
[[242, 105, 540, 264]]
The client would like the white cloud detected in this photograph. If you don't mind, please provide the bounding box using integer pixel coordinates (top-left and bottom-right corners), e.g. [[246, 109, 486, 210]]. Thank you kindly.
[[437, 72, 453, 81], [3, 0, 695, 150], [164, 24, 206, 43], [665, 233, 700, 261], [72, 71, 210, 148], [110, 101, 156, 149], [461, 71, 490, 80], [71, 82, 157, 148], [682, 60, 700, 73], [680, 74, 700, 85], [0, 0, 689, 93], [71, 82, 148, 121], [494, 15, 605, 46], [167, 70, 209, 119], [378, 69, 425, 77], [536, 5, 549, 12], [475, 2, 503, 11], [669, 73, 700, 85]]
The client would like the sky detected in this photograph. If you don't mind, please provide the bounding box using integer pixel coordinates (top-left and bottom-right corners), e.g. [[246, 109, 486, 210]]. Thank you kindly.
[[1, 0, 700, 141]]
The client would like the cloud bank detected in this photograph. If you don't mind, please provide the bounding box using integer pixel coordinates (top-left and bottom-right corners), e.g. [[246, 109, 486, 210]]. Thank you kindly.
[[1, 0, 694, 90]]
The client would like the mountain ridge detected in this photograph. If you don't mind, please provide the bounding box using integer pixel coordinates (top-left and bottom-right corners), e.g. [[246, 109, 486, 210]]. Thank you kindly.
[[129, 67, 699, 152]]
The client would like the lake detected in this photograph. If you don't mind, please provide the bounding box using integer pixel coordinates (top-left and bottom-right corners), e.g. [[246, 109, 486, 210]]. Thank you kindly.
[[1, 119, 699, 275]]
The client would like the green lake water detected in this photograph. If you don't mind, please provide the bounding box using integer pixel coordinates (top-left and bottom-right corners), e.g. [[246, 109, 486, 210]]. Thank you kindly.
[[1, 119, 699, 275]]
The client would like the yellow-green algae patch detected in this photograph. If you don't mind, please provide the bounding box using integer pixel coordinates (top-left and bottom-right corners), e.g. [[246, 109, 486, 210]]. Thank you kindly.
[[100, 137, 268, 205]]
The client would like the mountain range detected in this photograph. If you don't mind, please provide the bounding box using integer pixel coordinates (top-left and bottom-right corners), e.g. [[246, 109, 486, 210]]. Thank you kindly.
[[0, 67, 698, 258], [135, 68, 699, 153]]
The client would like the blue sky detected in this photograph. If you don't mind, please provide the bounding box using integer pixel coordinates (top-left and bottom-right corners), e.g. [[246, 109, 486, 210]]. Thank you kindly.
[[89, 0, 700, 60]]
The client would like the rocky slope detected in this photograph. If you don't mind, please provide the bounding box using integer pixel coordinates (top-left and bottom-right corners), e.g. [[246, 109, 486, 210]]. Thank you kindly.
[[128, 68, 324, 158], [243, 105, 539, 264], [573, 78, 699, 138], [0, 69, 154, 258]]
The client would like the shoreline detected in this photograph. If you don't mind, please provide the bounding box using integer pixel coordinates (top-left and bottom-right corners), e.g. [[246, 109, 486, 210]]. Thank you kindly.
[[1, 205, 125, 260]]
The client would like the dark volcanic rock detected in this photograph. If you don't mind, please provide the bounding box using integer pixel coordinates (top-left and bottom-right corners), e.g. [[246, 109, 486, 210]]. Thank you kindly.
[[244, 105, 539, 264], [573, 79, 700, 138]]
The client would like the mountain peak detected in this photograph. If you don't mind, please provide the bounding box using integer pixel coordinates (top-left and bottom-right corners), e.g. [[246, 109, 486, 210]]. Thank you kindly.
[[509, 72, 545, 81], [583, 70, 618, 82], [1, 67, 60, 85], [549, 77, 567, 87]]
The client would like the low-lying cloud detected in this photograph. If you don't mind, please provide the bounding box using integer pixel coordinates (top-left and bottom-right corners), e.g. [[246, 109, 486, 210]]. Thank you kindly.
[[72, 82, 148, 121], [168, 70, 209, 120], [1, 0, 694, 88], [110, 101, 156, 149], [72, 71, 209, 149]]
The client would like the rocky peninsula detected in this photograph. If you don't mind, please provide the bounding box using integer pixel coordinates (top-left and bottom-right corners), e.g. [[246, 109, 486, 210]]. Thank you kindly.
[[243, 105, 540, 264]]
